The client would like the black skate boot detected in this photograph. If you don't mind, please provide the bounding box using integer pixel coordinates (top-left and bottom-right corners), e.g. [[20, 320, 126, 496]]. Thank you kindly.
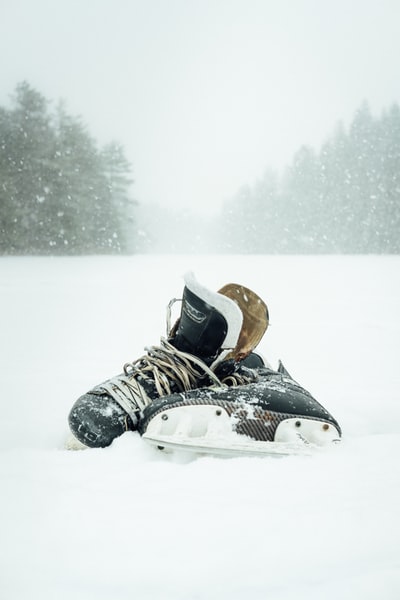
[[168, 273, 269, 379], [68, 273, 259, 449]]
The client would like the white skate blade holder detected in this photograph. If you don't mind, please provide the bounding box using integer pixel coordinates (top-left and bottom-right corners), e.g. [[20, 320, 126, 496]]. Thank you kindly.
[[142, 404, 341, 458]]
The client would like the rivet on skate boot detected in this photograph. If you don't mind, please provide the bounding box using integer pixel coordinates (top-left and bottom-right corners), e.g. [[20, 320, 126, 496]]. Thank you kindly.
[[216, 409, 222, 416], [295, 420, 301, 427], [161, 414, 169, 421], [322, 423, 329, 431]]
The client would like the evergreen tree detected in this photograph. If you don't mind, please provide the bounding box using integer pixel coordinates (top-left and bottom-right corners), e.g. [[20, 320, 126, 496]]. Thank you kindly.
[[100, 142, 136, 253], [0, 82, 135, 255], [280, 146, 321, 253], [345, 101, 378, 252], [221, 101, 400, 254], [0, 82, 56, 253], [318, 121, 355, 252], [376, 104, 400, 252]]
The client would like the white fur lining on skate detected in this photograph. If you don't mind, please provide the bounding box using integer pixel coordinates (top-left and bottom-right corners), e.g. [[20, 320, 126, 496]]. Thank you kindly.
[[184, 272, 243, 351]]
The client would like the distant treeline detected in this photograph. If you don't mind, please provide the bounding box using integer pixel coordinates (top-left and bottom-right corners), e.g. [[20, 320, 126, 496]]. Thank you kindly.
[[0, 82, 135, 254], [1, 82, 399, 255], [220, 101, 400, 253]]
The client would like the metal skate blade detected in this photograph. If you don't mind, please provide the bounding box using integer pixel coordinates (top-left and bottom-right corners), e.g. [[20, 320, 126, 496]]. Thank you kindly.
[[142, 404, 318, 457], [142, 432, 317, 457], [142, 404, 342, 457]]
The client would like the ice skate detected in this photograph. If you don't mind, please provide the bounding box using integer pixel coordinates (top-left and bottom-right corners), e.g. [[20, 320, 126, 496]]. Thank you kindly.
[[68, 272, 259, 448], [68, 273, 341, 455]]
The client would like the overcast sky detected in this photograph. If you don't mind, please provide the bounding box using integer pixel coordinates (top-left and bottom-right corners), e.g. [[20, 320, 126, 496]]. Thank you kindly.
[[1, 0, 399, 214]]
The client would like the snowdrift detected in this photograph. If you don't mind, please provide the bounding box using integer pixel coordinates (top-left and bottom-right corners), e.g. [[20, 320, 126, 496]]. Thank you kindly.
[[1, 255, 399, 600]]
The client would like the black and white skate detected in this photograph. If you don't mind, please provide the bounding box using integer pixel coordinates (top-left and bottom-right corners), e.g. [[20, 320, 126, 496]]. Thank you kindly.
[[139, 365, 342, 457], [67, 273, 249, 448], [67, 272, 341, 456]]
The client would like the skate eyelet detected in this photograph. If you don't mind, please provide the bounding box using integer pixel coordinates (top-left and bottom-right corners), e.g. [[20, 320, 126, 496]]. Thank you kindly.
[[295, 420, 301, 427], [216, 409, 222, 416], [322, 423, 329, 431], [161, 413, 169, 421], [123, 362, 134, 375]]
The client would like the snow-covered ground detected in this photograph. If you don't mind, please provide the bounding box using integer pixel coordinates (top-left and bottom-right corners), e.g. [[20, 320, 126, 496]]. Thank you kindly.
[[1, 254, 400, 600]]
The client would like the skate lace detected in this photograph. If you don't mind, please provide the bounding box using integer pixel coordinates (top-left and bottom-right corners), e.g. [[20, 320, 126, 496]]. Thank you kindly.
[[101, 338, 255, 424], [125, 337, 224, 395], [100, 338, 225, 422], [219, 371, 257, 387]]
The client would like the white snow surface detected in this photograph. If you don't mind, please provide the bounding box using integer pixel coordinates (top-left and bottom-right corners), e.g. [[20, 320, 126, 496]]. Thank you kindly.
[[1, 255, 400, 600]]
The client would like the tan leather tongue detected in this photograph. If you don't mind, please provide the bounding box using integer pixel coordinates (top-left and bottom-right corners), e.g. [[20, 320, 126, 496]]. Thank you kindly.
[[218, 283, 269, 361]]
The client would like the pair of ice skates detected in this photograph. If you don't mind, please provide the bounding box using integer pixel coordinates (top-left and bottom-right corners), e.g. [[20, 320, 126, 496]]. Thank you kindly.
[[68, 273, 341, 457]]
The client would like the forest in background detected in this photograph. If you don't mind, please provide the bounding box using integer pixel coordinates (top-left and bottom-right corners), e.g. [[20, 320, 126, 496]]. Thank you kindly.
[[1, 82, 399, 254], [0, 82, 135, 254], [220, 101, 400, 253]]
